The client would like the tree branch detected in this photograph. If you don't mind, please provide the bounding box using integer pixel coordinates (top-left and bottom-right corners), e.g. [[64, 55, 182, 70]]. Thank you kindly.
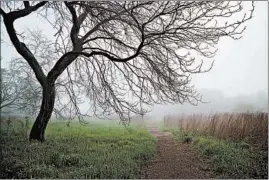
[[2, 17, 46, 86], [8, 1, 47, 20], [23, 1, 30, 8], [90, 39, 144, 63], [0, 8, 6, 16], [81, 10, 127, 42], [64, 1, 80, 46], [47, 50, 81, 83], [67, 35, 144, 63]]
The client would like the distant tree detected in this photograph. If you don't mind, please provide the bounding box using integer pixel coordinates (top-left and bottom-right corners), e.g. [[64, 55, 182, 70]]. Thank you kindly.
[[1, 29, 57, 115], [0, 67, 41, 114], [0, 1, 254, 142], [1, 68, 22, 110]]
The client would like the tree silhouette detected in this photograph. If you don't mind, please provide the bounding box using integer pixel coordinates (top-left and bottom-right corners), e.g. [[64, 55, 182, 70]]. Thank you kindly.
[[0, 1, 254, 142]]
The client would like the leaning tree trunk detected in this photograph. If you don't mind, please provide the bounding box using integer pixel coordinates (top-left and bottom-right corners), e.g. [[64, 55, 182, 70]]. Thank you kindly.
[[29, 82, 55, 142]]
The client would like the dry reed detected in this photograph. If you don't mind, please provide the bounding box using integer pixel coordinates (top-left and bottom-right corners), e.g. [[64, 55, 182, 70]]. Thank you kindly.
[[164, 112, 268, 149]]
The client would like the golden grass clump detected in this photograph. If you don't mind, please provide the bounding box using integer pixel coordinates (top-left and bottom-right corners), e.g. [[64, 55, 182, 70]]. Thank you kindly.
[[164, 112, 268, 149]]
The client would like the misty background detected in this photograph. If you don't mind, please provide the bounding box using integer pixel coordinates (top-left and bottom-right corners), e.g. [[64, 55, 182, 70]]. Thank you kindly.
[[1, 2, 268, 119]]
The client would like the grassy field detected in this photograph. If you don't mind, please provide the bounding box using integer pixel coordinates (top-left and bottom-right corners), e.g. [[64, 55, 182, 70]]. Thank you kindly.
[[0, 119, 156, 179], [1, 113, 267, 179], [161, 112, 268, 179]]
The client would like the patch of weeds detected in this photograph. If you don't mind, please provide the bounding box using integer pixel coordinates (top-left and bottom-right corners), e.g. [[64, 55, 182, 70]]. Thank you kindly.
[[172, 131, 267, 179], [1, 122, 156, 179]]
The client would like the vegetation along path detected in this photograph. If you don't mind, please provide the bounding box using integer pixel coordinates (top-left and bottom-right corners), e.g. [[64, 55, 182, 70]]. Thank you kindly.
[[140, 124, 213, 179]]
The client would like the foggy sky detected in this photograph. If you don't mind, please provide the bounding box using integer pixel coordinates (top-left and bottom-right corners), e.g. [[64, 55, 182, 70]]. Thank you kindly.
[[191, 1, 268, 97], [1, 2, 268, 112]]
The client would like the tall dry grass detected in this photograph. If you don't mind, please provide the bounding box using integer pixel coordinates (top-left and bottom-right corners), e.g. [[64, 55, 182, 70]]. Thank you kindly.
[[164, 112, 268, 149]]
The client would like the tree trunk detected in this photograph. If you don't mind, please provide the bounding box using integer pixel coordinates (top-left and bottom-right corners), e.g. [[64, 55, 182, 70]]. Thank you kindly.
[[29, 82, 55, 142]]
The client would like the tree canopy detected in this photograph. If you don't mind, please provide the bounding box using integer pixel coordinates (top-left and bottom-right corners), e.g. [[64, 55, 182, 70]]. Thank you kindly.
[[0, 1, 255, 141]]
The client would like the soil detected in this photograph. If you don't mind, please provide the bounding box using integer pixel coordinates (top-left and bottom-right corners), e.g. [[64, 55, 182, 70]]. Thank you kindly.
[[140, 125, 213, 179]]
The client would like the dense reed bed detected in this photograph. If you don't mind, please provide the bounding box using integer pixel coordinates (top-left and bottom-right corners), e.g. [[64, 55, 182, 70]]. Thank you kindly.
[[164, 112, 268, 149]]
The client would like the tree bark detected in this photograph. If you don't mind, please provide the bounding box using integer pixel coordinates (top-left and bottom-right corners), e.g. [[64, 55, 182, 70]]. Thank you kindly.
[[29, 81, 55, 142]]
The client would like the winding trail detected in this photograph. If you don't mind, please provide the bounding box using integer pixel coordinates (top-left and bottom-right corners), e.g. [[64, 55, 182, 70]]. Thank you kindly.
[[140, 124, 213, 179]]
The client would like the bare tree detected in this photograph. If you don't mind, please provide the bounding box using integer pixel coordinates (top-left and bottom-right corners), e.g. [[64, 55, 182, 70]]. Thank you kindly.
[[1, 68, 22, 110], [4, 29, 85, 120], [0, 66, 41, 114], [1, 29, 57, 115], [0, 1, 254, 142]]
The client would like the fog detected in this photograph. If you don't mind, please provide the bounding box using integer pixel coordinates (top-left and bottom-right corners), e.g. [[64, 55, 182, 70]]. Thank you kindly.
[[147, 89, 268, 120], [1, 2, 268, 119]]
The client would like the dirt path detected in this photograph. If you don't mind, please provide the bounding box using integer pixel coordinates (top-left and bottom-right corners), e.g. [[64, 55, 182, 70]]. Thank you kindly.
[[140, 125, 213, 179]]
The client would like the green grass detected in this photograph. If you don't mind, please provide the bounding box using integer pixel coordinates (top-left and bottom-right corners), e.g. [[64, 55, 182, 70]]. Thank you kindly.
[[1, 120, 156, 179], [171, 130, 268, 179]]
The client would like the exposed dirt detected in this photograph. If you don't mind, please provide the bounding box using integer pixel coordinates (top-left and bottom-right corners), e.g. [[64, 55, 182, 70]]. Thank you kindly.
[[140, 125, 213, 179]]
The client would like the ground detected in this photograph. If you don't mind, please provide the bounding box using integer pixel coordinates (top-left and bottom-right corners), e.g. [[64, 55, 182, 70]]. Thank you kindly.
[[140, 124, 213, 179]]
